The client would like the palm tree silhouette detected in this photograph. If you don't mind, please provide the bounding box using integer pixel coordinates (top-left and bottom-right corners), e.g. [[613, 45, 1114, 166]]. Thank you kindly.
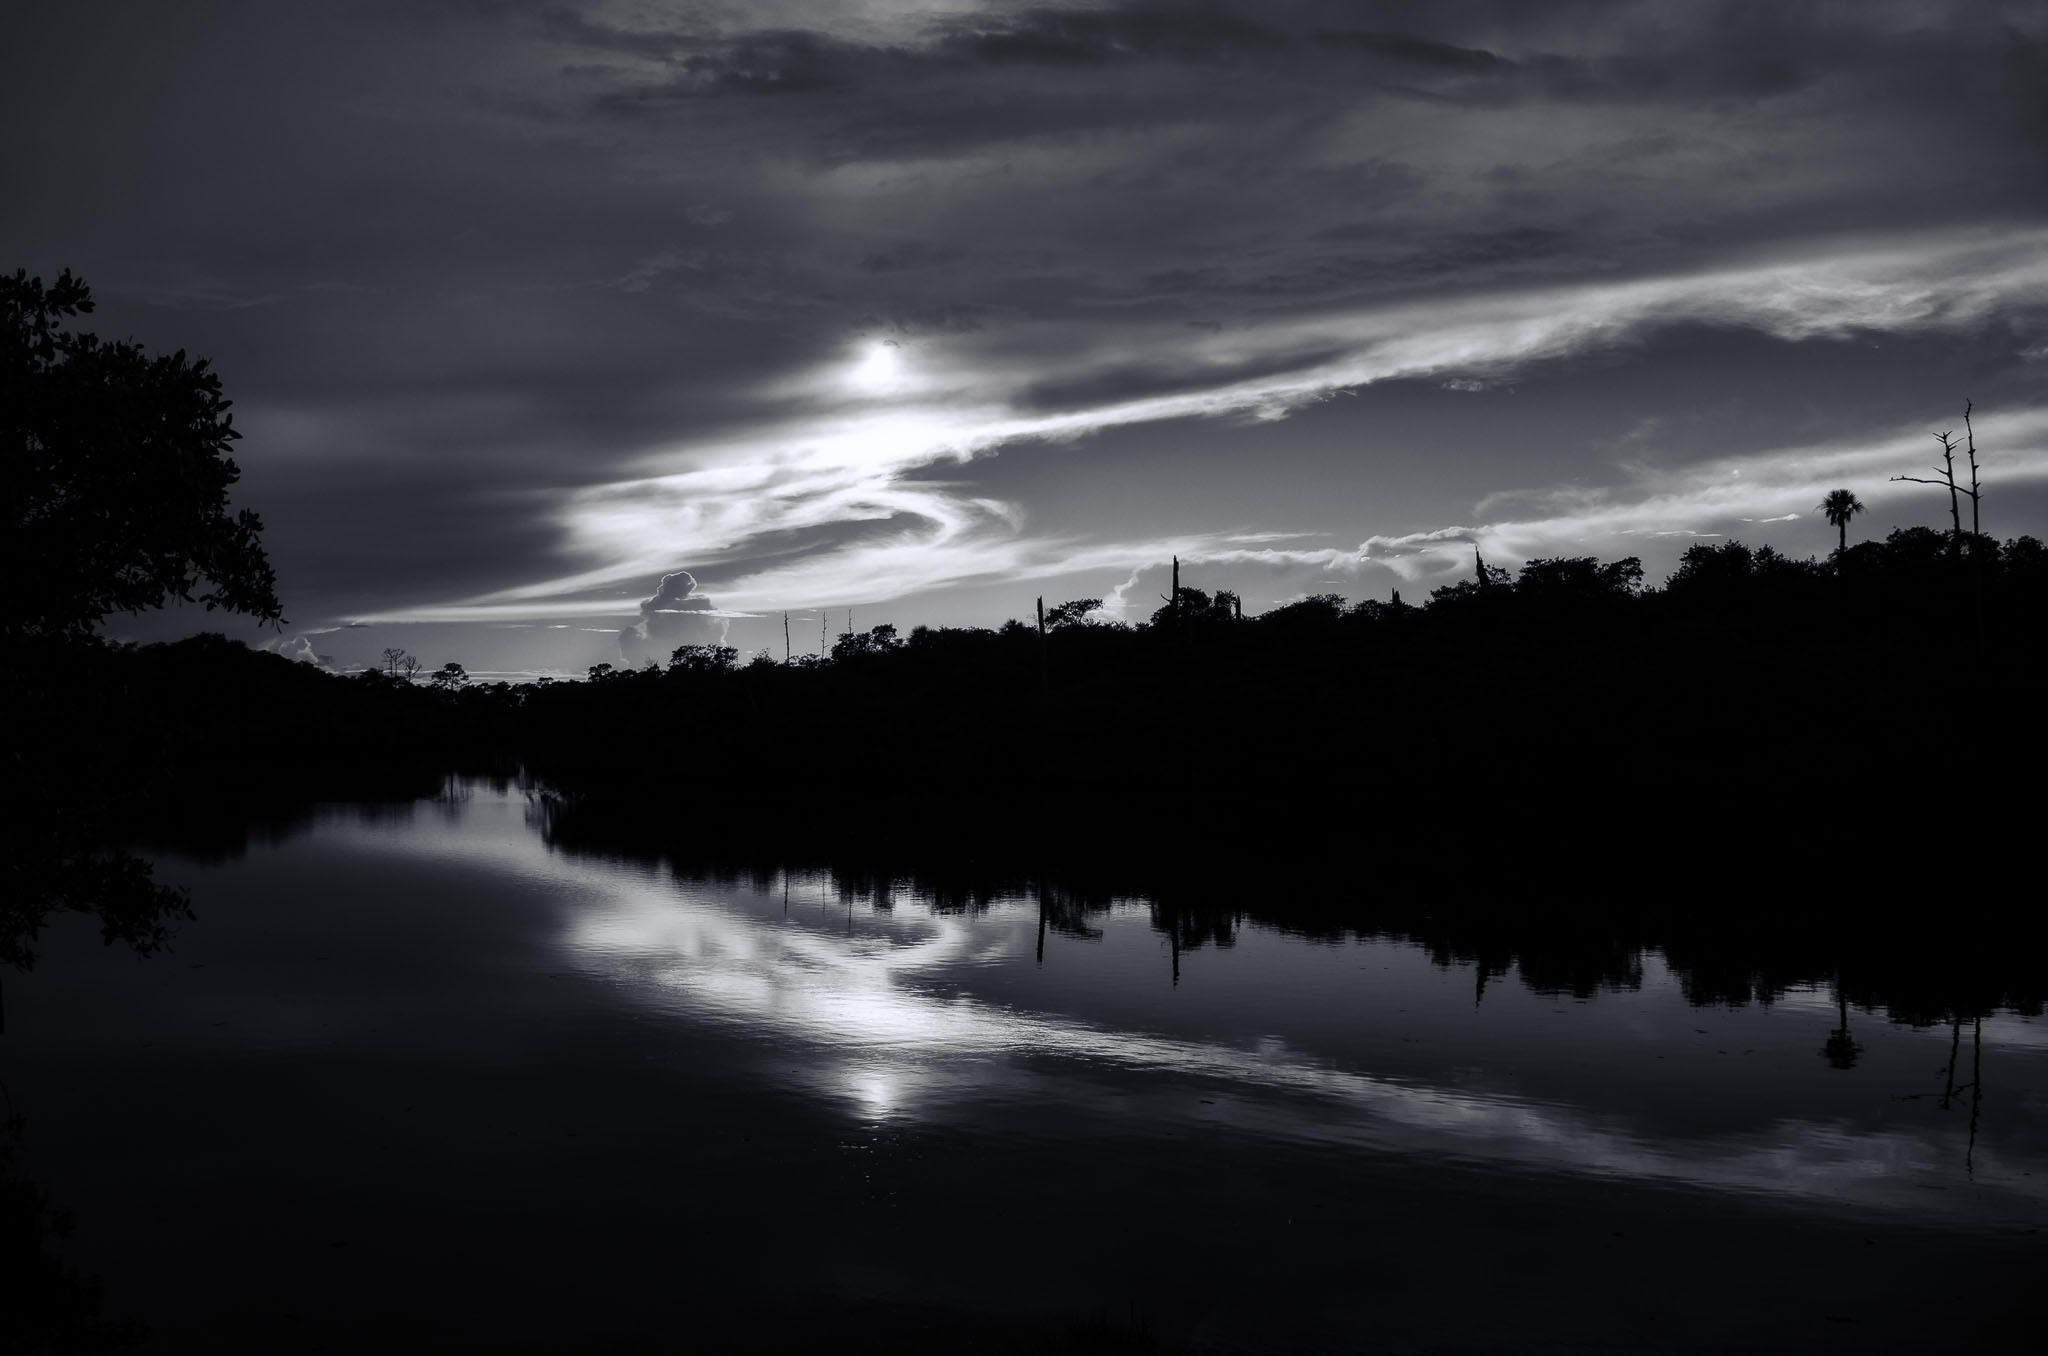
[[1819, 489, 1865, 556]]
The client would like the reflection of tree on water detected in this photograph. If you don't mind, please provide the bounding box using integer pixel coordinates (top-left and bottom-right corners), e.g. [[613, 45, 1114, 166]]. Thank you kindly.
[[1030, 882, 1114, 966], [1936, 1015, 1986, 1176], [1148, 900, 1239, 987], [1886, 1010, 1991, 1174], [1941, 1017, 1965, 1109], [549, 813, 2048, 1031], [1821, 974, 1863, 1069]]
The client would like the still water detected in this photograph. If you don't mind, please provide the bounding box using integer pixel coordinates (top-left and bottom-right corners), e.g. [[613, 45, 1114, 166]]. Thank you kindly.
[[10, 781, 2046, 1352]]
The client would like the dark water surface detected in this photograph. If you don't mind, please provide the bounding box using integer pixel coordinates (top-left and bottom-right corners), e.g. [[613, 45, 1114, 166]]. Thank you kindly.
[[10, 782, 2045, 1352]]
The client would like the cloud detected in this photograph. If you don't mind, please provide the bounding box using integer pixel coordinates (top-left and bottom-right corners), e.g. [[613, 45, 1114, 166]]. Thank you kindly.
[[1364, 405, 2048, 585], [1093, 567, 1147, 624], [598, 250, 707, 293], [20, 0, 2047, 647], [618, 570, 729, 667], [259, 635, 333, 668], [369, 225, 2047, 621]]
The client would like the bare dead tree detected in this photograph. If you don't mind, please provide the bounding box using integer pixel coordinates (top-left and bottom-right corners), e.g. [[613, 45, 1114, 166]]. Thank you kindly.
[[1892, 428, 1965, 548], [1893, 403, 1993, 659], [380, 646, 407, 678], [1963, 398, 1983, 538], [783, 611, 790, 664], [1036, 595, 1047, 695], [1894, 402, 1988, 551], [1159, 555, 1180, 634], [398, 652, 425, 684]]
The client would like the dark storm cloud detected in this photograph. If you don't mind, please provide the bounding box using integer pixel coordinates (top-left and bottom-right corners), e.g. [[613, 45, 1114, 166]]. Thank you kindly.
[[936, 7, 1287, 65], [540, 0, 2048, 142], [548, 5, 1505, 95], [526, 0, 2048, 312], [1308, 29, 1508, 75]]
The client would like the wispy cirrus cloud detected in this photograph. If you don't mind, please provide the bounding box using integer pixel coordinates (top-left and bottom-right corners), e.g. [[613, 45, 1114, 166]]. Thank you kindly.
[[18, 0, 2048, 669], [364, 225, 2048, 623], [1366, 404, 2048, 583]]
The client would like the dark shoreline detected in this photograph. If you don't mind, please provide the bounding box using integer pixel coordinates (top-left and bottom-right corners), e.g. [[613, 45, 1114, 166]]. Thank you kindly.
[[14, 531, 2045, 1022]]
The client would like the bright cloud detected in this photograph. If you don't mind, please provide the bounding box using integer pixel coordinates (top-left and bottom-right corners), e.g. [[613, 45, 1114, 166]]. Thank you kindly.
[[370, 226, 2048, 622]]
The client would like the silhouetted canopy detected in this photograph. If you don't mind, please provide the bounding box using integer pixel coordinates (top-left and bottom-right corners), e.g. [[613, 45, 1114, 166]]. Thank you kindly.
[[3, 268, 281, 640]]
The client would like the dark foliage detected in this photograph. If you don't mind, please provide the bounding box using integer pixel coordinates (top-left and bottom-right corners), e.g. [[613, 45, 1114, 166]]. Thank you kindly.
[[53, 529, 2040, 916], [3, 269, 281, 641], [508, 533, 2045, 897], [4, 268, 286, 992]]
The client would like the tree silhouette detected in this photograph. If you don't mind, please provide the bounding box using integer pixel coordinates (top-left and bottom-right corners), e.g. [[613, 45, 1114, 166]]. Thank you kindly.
[[669, 643, 738, 672], [831, 624, 902, 660], [1821, 988, 1863, 1069], [5, 267, 283, 1005], [1818, 489, 1864, 556], [3, 268, 280, 639], [1892, 419, 1973, 551], [1044, 598, 1103, 630]]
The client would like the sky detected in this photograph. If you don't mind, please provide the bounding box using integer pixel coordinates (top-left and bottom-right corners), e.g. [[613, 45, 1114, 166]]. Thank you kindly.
[[6, 0, 2047, 676]]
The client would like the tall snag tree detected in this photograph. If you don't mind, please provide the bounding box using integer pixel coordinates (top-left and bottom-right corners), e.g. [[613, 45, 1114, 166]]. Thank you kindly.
[[1891, 403, 1983, 555]]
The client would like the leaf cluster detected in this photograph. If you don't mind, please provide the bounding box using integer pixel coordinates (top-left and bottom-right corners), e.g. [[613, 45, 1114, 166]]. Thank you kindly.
[[3, 268, 281, 639]]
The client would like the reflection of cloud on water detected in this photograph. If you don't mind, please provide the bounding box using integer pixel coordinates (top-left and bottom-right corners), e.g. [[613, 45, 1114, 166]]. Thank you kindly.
[[337, 792, 2048, 1224], [562, 883, 2047, 1223]]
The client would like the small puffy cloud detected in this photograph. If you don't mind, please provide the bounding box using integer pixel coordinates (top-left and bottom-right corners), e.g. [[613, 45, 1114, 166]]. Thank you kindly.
[[619, 570, 729, 667], [260, 635, 333, 667]]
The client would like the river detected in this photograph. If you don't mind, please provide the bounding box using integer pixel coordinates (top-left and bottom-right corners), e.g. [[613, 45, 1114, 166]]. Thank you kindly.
[[8, 778, 2044, 1352]]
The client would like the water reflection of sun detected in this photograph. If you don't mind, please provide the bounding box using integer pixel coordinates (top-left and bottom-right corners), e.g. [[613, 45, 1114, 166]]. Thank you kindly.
[[847, 1068, 900, 1121]]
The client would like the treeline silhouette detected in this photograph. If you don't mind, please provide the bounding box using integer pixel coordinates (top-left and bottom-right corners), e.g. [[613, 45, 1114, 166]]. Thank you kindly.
[[31, 524, 2044, 909], [518, 527, 2046, 890], [17, 266, 2037, 962]]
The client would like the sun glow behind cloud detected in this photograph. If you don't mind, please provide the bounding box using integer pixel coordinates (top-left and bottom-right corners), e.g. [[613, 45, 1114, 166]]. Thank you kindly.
[[365, 227, 2048, 624], [843, 338, 908, 395]]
